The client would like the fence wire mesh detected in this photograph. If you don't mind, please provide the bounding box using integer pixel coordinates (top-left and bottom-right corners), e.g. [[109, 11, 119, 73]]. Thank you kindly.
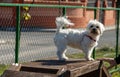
[[0, 3, 119, 65], [0, 7, 16, 64], [0, 6, 79, 64]]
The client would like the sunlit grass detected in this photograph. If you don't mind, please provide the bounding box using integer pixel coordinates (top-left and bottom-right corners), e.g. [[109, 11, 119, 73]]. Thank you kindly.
[[0, 64, 9, 75]]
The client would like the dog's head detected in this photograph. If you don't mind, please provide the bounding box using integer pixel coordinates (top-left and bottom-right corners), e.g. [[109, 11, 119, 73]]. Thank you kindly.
[[55, 16, 74, 27], [87, 20, 105, 35]]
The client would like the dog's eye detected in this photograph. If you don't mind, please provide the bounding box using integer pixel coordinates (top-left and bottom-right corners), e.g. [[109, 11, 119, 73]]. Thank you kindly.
[[90, 25, 93, 28], [96, 26, 99, 28]]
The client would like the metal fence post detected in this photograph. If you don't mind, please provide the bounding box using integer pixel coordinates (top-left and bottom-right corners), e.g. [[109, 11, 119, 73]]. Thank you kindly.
[[15, 6, 21, 63], [62, 7, 66, 29], [93, 9, 97, 59], [116, 10, 120, 60], [62, 7, 66, 16], [110, 10, 120, 73]]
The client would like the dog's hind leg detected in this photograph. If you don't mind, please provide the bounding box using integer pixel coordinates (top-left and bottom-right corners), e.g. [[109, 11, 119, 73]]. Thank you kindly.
[[54, 36, 68, 61], [57, 46, 68, 61]]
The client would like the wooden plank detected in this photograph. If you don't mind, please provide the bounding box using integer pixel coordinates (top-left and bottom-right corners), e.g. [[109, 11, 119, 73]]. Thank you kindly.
[[1, 59, 111, 77], [1, 70, 57, 77], [100, 66, 111, 77], [8, 64, 21, 71], [67, 61, 101, 77]]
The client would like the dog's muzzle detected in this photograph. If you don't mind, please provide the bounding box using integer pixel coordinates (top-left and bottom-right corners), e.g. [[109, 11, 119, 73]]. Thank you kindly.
[[91, 28, 99, 34]]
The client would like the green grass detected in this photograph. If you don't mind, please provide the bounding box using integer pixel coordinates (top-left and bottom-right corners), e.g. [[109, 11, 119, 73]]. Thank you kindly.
[[0, 64, 9, 75], [112, 71, 120, 77], [0, 46, 120, 76]]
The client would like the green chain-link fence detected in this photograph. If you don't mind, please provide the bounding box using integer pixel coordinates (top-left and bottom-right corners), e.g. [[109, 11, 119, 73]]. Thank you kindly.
[[0, 6, 16, 64], [0, 3, 80, 64], [0, 3, 119, 67]]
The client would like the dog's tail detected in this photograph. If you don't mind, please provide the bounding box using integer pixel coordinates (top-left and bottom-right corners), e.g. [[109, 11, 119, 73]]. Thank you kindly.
[[55, 16, 74, 32]]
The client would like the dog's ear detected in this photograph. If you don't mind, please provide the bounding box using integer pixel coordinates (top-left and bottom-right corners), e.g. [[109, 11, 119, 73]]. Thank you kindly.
[[87, 20, 94, 30], [99, 23, 105, 35]]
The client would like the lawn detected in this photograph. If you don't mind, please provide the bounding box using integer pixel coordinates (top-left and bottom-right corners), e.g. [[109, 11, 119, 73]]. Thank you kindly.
[[0, 64, 9, 75], [0, 46, 120, 77]]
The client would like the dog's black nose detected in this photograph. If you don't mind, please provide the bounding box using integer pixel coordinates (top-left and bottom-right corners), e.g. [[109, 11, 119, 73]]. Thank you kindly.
[[92, 28, 96, 31]]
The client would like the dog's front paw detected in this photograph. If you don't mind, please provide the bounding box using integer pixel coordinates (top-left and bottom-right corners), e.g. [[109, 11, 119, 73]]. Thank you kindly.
[[87, 57, 94, 61], [59, 56, 68, 61]]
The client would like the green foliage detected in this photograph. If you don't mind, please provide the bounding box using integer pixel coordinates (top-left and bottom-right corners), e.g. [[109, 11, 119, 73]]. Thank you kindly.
[[112, 71, 120, 77]]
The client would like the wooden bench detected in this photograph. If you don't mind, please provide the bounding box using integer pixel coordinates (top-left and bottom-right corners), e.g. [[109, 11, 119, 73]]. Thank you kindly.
[[1, 59, 111, 77]]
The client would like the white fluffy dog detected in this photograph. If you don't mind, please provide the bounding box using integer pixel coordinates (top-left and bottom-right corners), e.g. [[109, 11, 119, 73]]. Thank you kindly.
[[54, 16, 105, 61]]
